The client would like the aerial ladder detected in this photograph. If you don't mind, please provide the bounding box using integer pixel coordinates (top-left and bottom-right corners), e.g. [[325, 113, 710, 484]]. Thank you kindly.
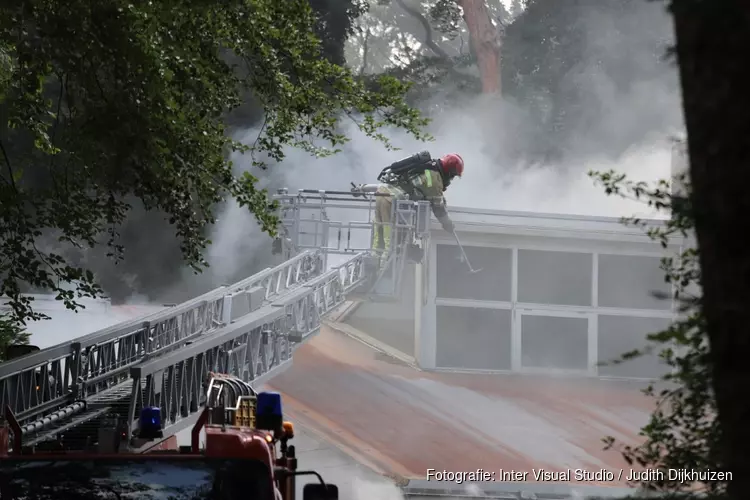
[[0, 182, 433, 457]]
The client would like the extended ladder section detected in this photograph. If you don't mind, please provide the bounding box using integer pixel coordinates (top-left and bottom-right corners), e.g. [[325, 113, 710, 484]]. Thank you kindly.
[[0, 187, 431, 451]]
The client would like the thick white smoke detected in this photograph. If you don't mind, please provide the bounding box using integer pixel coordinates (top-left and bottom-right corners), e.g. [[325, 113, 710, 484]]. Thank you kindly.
[[197, 0, 683, 281], [202, 97, 678, 279], [20, 0, 683, 362]]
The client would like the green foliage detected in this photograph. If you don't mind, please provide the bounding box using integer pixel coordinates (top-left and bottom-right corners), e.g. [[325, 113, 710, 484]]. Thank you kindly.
[[0, 42, 11, 100], [0, 314, 31, 362], [427, 0, 464, 40], [0, 0, 428, 326], [590, 168, 726, 497], [377, 53, 481, 106], [359, 0, 510, 103]]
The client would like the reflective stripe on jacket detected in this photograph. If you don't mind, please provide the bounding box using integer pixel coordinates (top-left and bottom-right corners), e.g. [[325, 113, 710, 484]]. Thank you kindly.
[[397, 169, 449, 221]]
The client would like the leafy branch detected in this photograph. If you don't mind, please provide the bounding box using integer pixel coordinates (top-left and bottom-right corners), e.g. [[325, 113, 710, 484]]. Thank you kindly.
[[0, 0, 429, 326], [590, 168, 724, 497]]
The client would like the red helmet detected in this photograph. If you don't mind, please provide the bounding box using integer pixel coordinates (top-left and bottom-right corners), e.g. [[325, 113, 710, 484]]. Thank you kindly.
[[440, 153, 464, 178]]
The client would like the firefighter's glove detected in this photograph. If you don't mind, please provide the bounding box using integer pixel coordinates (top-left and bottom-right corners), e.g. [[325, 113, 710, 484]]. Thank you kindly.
[[441, 218, 455, 233]]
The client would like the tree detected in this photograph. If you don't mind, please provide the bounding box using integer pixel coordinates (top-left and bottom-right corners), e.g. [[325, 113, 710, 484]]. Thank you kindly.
[[501, 0, 679, 162], [353, 0, 677, 164], [0, 0, 428, 326], [668, 1, 750, 498], [348, 0, 509, 90], [308, 0, 370, 66], [456, 0, 501, 93], [587, 2, 750, 493], [83, 0, 377, 304], [591, 166, 725, 497]]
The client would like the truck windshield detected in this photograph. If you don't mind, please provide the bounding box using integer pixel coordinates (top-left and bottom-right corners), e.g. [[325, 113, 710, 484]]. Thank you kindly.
[[0, 457, 274, 500]]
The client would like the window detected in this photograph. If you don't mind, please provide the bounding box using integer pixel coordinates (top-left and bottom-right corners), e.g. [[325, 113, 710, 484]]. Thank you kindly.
[[436, 306, 512, 370], [598, 254, 671, 310], [517, 250, 593, 306], [520, 315, 589, 371], [597, 315, 672, 379], [0, 458, 274, 500], [436, 245, 512, 301]]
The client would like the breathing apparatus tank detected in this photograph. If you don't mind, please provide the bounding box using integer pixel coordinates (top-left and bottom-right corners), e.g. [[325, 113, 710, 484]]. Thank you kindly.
[[377, 151, 434, 185]]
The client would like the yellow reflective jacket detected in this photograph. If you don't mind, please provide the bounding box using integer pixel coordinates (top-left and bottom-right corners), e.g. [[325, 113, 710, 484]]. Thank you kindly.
[[398, 168, 449, 222]]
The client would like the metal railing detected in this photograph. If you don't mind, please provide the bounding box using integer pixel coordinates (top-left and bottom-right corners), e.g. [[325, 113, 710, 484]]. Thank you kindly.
[[273, 188, 432, 298], [125, 252, 368, 439], [0, 251, 323, 435]]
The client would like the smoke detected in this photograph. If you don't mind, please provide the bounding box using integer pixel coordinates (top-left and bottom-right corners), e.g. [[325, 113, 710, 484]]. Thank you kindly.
[[202, 111, 678, 286], [351, 477, 406, 500], [54, 0, 682, 306], [182, 0, 682, 287], [17, 298, 165, 348], [33, 0, 683, 333]]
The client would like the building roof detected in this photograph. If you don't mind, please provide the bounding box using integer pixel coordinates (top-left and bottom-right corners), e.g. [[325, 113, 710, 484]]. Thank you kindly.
[[268, 326, 656, 488], [443, 205, 690, 245]]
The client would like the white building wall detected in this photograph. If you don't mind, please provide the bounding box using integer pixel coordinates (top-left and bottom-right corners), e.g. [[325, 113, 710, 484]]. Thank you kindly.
[[424, 212, 687, 380], [344, 264, 417, 357]]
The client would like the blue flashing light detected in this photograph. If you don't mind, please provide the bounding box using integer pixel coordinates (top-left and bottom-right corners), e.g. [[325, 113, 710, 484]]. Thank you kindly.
[[139, 407, 163, 439], [256, 392, 283, 431], [257, 392, 282, 417]]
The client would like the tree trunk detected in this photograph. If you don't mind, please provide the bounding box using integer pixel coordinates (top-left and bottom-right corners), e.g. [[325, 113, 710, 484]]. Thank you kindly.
[[457, 0, 500, 93], [670, 1, 750, 497]]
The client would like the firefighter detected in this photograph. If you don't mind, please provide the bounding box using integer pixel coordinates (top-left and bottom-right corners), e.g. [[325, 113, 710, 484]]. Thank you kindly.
[[352, 152, 464, 265]]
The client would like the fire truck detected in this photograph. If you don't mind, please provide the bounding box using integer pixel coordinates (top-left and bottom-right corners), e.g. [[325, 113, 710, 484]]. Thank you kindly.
[[0, 372, 337, 500]]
